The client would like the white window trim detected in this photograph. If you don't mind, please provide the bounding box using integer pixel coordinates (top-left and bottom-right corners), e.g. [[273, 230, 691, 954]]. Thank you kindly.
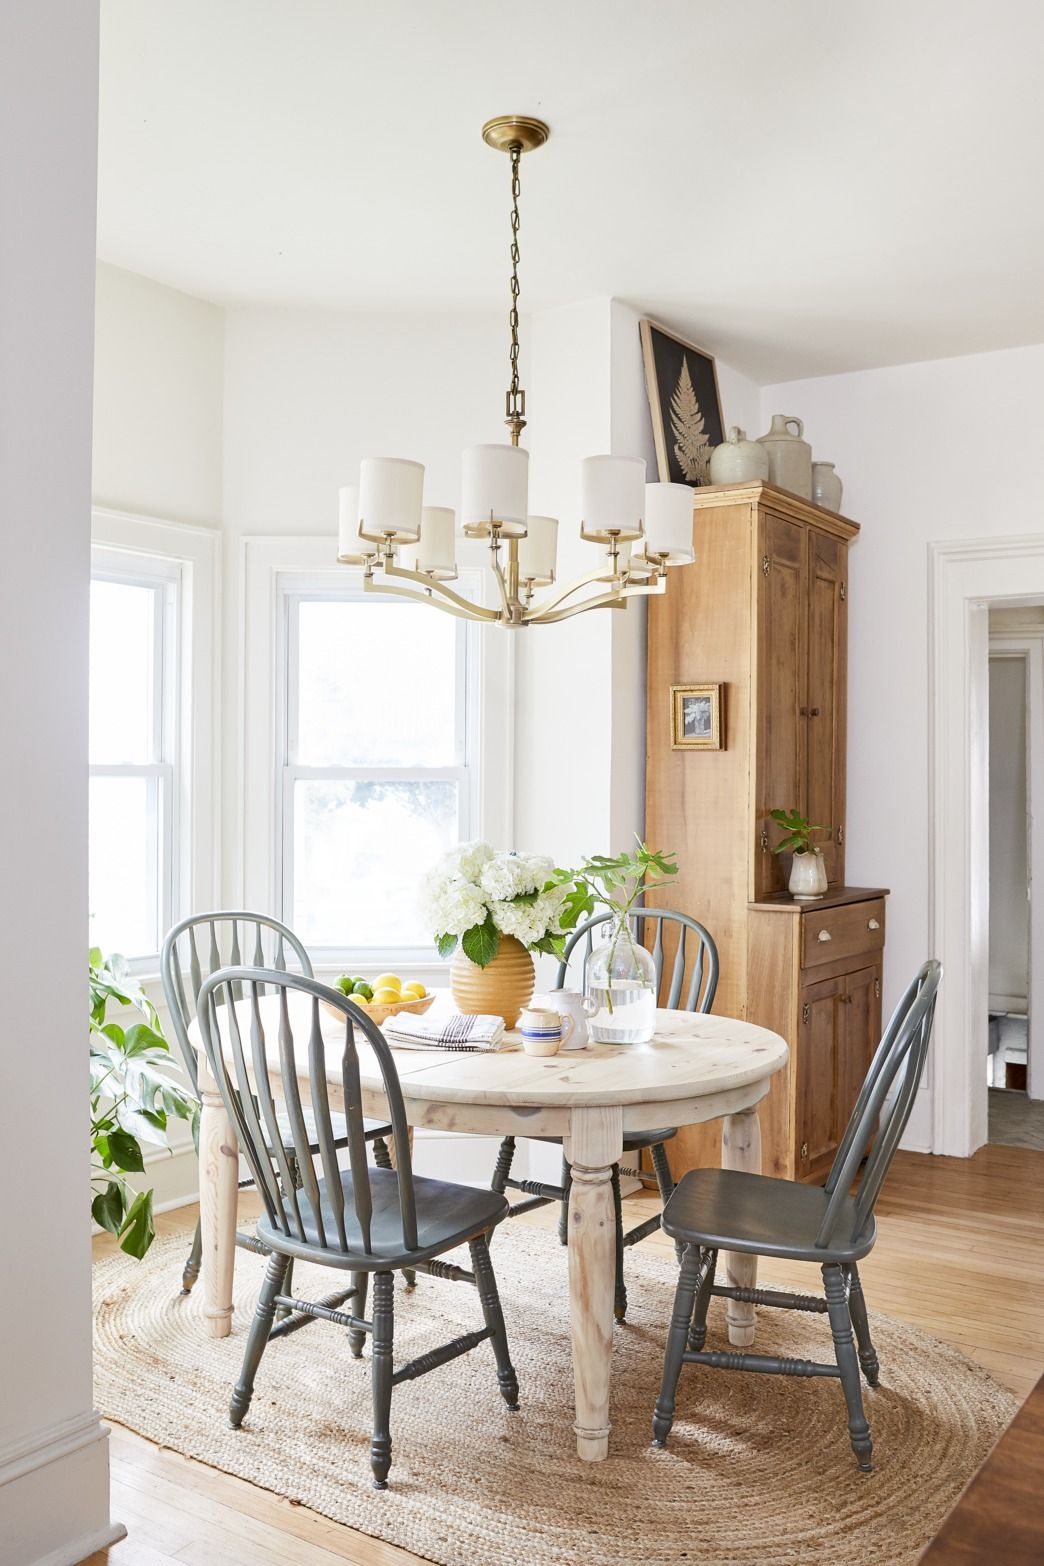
[[91, 508, 220, 969], [237, 535, 514, 971]]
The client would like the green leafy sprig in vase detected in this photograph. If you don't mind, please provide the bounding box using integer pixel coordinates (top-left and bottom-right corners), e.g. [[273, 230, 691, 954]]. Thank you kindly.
[[770, 807, 830, 901], [566, 839, 678, 1041]]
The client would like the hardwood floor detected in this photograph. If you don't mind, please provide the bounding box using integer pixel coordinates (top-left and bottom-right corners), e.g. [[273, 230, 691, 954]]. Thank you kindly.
[[85, 1142, 1044, 1566]]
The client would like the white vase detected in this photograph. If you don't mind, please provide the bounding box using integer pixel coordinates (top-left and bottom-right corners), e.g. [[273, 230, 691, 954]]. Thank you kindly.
[[812, 461, 843, 512], [709, 426, 770, 485], [757, 415, 812, 499], [788, 850, 828, 901]]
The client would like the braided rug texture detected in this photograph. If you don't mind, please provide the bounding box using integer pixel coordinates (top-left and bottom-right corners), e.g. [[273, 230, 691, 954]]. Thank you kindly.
[[94, 1223, 1014, 1566]]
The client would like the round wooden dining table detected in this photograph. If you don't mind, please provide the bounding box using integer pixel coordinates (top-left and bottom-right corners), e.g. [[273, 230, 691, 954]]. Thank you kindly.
[[189, 997, 788, 1462]]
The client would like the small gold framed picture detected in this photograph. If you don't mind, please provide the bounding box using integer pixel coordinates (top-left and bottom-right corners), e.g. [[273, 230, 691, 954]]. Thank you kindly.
[[671, 684, 724, 750]]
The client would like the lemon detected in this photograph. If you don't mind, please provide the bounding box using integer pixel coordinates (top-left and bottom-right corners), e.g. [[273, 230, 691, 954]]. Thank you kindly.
[[402, 982, 426, 1000], [373, 973, 401, 994], [372, 986, 402, 1005]]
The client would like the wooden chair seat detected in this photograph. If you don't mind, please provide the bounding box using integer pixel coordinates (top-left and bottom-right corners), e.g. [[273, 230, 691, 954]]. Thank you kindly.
[[663, 1167, 877, 1264], [257, 1167, 509, 1271]]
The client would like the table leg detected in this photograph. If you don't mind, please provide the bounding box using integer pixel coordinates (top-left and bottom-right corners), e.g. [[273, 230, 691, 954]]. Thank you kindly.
[[564, 1106, 623, 1462], [721, 1107, 761, 1347], [199, 1082, 239, 1339]]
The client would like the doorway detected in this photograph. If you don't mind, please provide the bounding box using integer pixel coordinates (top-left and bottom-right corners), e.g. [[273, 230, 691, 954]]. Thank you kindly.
[[987, 612, 1044, 1148]]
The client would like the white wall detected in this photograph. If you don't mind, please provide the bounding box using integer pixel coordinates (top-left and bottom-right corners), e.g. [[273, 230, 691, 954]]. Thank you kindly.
[[762, 340, 1044, 1147], [0, 3, 123, 1562], [93, 262, 224, 526], [988, 651, 1028, 1009]]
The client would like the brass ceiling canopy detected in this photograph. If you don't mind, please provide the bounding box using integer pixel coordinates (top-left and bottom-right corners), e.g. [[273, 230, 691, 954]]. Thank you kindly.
[[481, 115, 550, 155]]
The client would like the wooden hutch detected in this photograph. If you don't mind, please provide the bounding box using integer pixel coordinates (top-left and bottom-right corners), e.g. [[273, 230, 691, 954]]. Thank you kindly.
[[645, 481, 887, 1182]]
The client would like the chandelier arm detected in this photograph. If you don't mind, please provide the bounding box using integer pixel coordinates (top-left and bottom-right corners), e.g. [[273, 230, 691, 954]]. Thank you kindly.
[[365, 568, 499, 622], [521, 564, 629, 616], [488, 536, 518, 624], [524, 578, 667, 627]]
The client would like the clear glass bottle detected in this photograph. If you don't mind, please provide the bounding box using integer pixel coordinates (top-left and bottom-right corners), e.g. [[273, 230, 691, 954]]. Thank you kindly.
[[585, 917, 657, 1044]]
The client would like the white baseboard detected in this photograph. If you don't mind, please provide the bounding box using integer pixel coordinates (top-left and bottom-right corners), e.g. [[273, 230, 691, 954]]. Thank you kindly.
[[0, 1411, 122, 1566]]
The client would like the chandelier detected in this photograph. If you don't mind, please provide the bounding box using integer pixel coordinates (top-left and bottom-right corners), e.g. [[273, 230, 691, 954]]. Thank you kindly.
[[336, 116, 695, 627]]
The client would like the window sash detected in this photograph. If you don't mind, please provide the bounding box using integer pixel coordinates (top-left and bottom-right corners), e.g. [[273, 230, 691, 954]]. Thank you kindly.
[[277, 576, 479, 961]]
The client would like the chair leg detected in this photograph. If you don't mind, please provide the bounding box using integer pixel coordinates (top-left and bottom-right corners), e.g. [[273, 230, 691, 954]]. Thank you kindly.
[[275, 1257, 295, 1321], [823, 1263, 873, 1473], [369, 1271, 395, 1490], [846, 1263, 880, 1387], [348, 1272, 369, 1359], [372, 1136, 392, 1170], [468, 1234, 520, 1411], [558, 1153, 572, 1246], [491, 1136, 515, 1196], [652, 1243, 703, 1447], [650, 1141, 682, 1262], [611, 1163, 627, 1321], [230, 1251, 289, 1428], [687, 1246, 717, 1351], [181, 1218, 203, 1294]]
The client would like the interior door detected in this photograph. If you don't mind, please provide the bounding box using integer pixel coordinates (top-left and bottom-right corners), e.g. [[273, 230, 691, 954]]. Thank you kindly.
[[836, 962, 883, 1143], [805, 528, 847, 885], [754, 511, 807, 897], [797, 972, 843, 1181]]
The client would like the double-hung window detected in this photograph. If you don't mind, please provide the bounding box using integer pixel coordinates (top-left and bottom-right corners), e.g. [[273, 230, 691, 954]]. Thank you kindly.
[[279, 576, 479, 962], [88, 550, 179, 960]]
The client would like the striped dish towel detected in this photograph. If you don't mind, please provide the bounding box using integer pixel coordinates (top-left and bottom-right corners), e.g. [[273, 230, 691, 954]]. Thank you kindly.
[[382, 1011, 507, 1052]]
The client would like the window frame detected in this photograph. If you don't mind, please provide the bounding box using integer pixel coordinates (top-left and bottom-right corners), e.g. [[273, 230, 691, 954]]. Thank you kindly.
[[90, 509, 220, 971], [239, 535, 513, 974]]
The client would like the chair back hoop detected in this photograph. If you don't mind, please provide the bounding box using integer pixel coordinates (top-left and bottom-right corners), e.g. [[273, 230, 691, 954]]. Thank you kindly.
[[160, 911, 313, 1095], [197, 967, 418, 1257], [816, 960, 942, 1248], [555, 906, 719, 1014]]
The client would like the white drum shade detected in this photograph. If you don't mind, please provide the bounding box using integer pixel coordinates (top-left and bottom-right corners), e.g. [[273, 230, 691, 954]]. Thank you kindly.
[[518, 515, 558, 585], [358, 457, 424, 544], [414, 507, 458, 580], [641, 482, 695, 565], [461, 444, 529, 537], [580, 455, 646, 542]]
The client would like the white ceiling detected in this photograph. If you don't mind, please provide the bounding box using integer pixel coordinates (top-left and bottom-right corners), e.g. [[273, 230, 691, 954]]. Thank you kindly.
[[98, 0, 1044, 383]]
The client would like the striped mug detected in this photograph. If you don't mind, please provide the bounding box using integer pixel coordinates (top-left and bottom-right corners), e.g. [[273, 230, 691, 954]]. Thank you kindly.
[[518, 1006, 575, 1057]]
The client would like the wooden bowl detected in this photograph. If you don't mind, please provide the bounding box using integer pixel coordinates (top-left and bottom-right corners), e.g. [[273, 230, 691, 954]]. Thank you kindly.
[[321, 992, 436, 1028]]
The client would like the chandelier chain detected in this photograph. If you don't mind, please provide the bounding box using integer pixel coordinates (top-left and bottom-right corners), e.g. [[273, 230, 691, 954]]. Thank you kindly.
[[505, 143, 526, 443]]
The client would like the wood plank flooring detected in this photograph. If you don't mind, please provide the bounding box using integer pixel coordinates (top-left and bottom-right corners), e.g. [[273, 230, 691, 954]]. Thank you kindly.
[[85, 1142, 1044, 1566]]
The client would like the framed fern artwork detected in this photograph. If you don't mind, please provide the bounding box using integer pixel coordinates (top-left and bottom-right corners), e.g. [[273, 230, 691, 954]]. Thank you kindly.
[[640, 319, 724, 487]]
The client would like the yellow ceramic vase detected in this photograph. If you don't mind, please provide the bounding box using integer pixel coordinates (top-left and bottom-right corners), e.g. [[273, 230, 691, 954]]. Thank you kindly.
[[450, 934, 535, 1028]]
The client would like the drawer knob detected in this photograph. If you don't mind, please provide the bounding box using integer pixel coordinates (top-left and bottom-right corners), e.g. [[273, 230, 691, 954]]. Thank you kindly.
[[868, 918, 880, 931], [817, 929, 832, 943]]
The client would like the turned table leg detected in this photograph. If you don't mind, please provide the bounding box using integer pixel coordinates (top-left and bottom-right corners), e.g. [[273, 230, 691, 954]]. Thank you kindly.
[[565, 1106, 623, 1462], [199, 1081, 239, 1339], [721, 1106, 761, 1347]]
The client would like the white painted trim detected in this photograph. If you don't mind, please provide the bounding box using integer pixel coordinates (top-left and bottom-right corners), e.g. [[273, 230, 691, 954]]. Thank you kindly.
[[929, 533, 1044, 1155], [0, 1411, 109, 1489], [90, 509, 221, 948], [24, 1523, 127, 1566], [990, 633, 1044, 1098]]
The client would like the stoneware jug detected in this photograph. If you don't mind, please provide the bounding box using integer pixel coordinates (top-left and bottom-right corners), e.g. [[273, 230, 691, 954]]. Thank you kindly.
[[542, 988, 598, 1050], [812, 461, 843, 512], [789, 849, 828, 901], [757, 415, 812, 499], [709, 426, 770, 485]]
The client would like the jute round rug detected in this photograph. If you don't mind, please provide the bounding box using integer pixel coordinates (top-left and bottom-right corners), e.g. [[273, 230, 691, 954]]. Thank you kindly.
[[94, 1223, 1014, 1566]]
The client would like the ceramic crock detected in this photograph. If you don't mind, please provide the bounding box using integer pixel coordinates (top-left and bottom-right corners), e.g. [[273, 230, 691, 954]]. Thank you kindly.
[[757, 414, 812, 499], [709, 426, 771, 485]]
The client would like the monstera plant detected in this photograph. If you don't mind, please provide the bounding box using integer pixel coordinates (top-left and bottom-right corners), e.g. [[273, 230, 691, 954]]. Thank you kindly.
[[89, 948, 197, 1257]]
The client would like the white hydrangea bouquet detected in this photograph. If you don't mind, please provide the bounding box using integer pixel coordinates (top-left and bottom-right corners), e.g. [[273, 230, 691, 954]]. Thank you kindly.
[[422, 842, 583, 968]]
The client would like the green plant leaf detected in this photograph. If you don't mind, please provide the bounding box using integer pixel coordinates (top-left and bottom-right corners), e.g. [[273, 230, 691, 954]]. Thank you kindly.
[[119, 1189, 155, 1259], [107, 1128, 145, 1173], [460, 914, 500, 969], [121, 1107, 169, 1147], [122, 1023, 169, 1058], [436, 932, 458, 959], [92, 1181, 126, 1236]]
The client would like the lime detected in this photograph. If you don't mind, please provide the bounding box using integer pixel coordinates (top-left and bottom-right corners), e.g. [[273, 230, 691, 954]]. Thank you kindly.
[[352, 980, 374, 1000]]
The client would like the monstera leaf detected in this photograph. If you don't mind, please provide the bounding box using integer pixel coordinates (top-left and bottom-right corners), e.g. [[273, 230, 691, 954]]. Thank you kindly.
[[670, 358, 711, 484]]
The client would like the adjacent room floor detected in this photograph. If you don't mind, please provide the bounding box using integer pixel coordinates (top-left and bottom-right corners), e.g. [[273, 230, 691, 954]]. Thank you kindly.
[[87, 1143, 1044, 1566]]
